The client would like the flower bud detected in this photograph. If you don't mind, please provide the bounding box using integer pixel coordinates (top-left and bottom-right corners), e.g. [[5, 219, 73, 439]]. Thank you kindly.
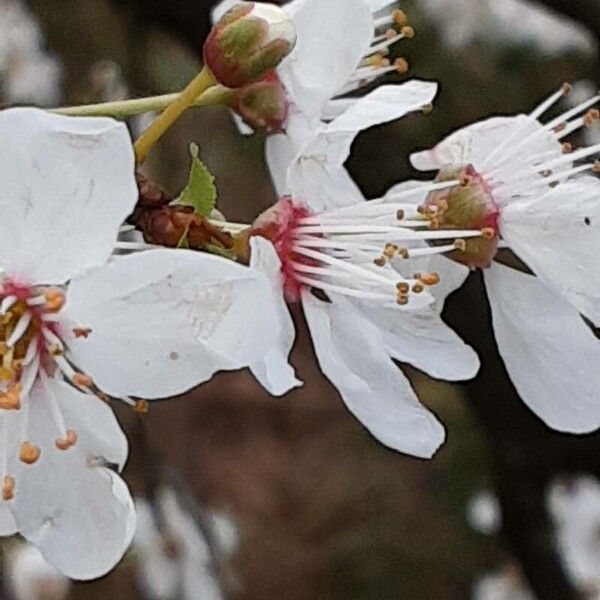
[[424, 165, 500, 269], [229, 73, 288, 133], [204, 2, 296, 88]]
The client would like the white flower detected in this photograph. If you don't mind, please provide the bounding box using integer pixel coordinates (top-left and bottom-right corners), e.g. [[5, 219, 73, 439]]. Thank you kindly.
[[404, 84, 600, 433], [246, 87, 483, 457], [134, 488, 234, 600], [0, 108, 280, 579], [265, 0, 421, 200]]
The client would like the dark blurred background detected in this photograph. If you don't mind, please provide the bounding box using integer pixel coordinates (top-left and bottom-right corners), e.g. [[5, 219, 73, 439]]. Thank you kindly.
[[2, 1, 600, 598]]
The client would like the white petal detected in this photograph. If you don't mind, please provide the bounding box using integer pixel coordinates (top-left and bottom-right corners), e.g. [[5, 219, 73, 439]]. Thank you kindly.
[[501, 177, 600, 326], [410, 114, 558, 174], [63, 249, 279, 399], [211, 0, 238, 23], [0, 108, 137, 285], [249, 237, 302, 396], [266, 110, 314, 197], [0, 502, 17, 536], [9, 379, 135, 580], [287, 82, 437, 211], [279, 0, 373, 120], [302, 290, 445, 458], [485, 262, 600, 433], [360, 302, 479, 381]]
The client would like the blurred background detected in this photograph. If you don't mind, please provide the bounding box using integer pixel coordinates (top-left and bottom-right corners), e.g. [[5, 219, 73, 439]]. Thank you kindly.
[[0, 0, 599, 598]]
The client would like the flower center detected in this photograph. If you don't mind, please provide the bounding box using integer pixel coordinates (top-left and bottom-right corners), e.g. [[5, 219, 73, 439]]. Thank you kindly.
[[251, 196, 485, 306], [422, 165, 500, 269], [0, 279, 91, 501]]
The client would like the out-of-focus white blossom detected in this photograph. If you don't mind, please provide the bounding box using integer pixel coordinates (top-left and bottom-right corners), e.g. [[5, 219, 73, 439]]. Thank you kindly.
[[0, 0, 62, 106], [473, 565, 535, 600], [421, 0, 593, 55], [549, 475, 600, 597], [134, 488, 237, 600], [6, 543, 70, 600], [467, 490, 502, 536]]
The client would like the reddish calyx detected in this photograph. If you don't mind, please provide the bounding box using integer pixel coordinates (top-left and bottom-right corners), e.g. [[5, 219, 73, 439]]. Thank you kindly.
[[251, 197, 313, 302]]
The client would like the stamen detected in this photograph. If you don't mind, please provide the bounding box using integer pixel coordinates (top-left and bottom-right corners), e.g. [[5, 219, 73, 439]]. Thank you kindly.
[[44, 288, 66, 313], [134, 399, 149, 414], [6, 313, 32, 348], [72, 373, 93, 388], [0, 296, 16, 315], [56, 429, 78, 451], [73, 327, 92, 339]]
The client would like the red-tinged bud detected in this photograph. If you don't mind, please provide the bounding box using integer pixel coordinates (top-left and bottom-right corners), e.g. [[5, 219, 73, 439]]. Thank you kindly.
[[229, 73, 288, 133], [204, 2, 296, 89], [424, 165, 500, 269]]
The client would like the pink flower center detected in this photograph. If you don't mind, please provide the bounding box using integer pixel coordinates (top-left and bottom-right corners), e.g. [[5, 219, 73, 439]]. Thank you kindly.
[[251, 197, 313, 301]]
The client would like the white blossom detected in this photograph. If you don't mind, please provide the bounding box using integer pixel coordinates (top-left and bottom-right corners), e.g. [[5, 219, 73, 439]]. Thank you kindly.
[[0, 108, 280, 579], [398, 85, 600, 433]]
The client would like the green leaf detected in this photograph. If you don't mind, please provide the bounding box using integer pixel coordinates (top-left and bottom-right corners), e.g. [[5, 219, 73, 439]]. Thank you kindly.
[[174, 143, 217, 217]]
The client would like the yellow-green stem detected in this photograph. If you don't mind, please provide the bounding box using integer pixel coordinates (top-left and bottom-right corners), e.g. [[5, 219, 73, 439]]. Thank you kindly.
[[133, 66, 217, 164]]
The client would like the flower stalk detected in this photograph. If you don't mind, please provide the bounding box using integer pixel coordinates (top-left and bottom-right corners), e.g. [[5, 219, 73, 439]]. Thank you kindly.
[[133, 66, 217, 163]]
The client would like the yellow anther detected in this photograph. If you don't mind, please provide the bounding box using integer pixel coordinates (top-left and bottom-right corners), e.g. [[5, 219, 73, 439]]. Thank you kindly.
[[394, 58, 409, 74], [134, 399, 149, 414], [385, 28, 397, 40], [19, 442, 41, 465], [0, 383, 21, 410], [2, 475, 15, 501], [396, 282, 410, 294], [383, 243, 397, 259], [481, 227, 496, 240], [72, 373, 93, 388], [561, 142, 573, 154], [56, 429, 78, 451], [420, 272, 440, 286], [44, 288, 66, 313], [401, 25, 415, 39], [393, 9, 408, 26], [584, 109, 600, 128], [396, 295, 409, 306], [373, 257, 387, 267], [454, 239, 467, 252], [73, 327, 92, 339]]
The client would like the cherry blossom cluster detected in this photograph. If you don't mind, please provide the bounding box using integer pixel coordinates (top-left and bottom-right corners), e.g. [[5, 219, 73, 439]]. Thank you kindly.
[[0, 0, 598, 582]]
